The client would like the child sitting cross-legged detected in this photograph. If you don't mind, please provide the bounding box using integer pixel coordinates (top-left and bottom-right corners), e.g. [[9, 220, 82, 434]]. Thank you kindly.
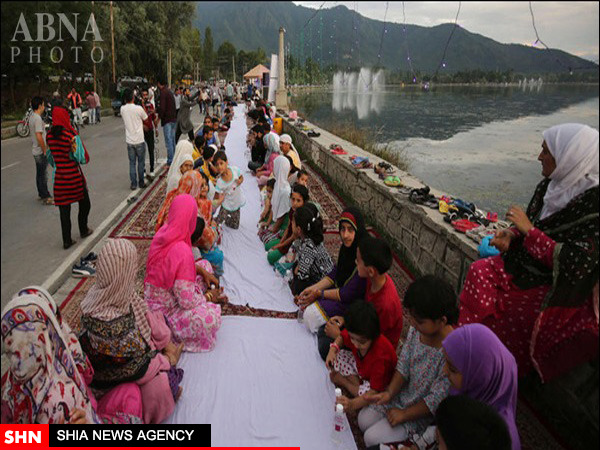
[[326, 301, 398, 414], [267, 184, 309, 265], [358, 275, 457, 447], [290, 203, 334, 295], [323, 237, 403, 351]]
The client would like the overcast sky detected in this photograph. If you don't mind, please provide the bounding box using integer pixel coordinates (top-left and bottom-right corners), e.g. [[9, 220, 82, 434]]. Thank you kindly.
[[294, 1, 599, 62]]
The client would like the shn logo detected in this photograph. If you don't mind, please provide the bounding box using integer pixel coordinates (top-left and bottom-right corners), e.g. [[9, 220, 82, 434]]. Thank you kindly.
[[4, 431, 42, 444]]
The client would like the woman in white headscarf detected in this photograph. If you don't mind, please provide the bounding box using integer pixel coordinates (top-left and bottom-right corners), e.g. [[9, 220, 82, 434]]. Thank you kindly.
[[459, 123, 599, 383], [166, 140, 195, 192], [259, 156, 292, 248], [256, 132, 281, 186]]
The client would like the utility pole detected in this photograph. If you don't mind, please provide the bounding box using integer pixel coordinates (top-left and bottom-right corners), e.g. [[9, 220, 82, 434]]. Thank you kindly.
[[110, 1, 116, 83], [92, 1, 97, 92], [168, 49, 172, 88]]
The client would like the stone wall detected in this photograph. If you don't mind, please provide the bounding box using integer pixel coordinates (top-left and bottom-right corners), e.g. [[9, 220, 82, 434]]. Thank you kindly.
[[283, 118, 479, 291]]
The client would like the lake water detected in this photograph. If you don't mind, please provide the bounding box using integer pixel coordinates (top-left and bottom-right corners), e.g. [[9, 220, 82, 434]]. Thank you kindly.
[[290, 84, 599, 214]]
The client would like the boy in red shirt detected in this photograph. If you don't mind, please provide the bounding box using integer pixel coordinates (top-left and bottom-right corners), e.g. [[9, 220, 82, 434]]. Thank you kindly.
[[326, 301, 398, 413], [324, 236, 404, 365]]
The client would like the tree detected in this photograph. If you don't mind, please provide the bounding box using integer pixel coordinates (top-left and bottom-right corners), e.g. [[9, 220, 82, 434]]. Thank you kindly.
[[203, 27, 214, 79], [216, 41, 236, 81]]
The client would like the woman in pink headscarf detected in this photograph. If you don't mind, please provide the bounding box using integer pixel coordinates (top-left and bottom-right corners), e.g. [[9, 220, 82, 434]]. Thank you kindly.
[[144, 194, 223, 352]]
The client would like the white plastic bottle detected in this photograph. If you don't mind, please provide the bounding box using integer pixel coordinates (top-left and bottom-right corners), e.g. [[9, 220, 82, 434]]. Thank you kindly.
[[297, 306, 304, 323], [334, 388, 342, 409], [331, 403, 345, 445]]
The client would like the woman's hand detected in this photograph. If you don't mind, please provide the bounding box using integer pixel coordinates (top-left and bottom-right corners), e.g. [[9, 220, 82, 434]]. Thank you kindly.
[[490, 229, 515, 253], [386, 408, 406, 427], [202, 271, 220, 288], [506, 205, 533, 235]]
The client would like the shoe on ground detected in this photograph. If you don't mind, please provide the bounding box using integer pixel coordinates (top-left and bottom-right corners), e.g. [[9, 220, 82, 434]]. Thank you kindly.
[[82, 252, 98, 263], [72, 262, 96, 278], [139, 182, 147, 188], [80, 228, 94, 238], [63, 239, 77, 250], [130, 184, 137, 190]]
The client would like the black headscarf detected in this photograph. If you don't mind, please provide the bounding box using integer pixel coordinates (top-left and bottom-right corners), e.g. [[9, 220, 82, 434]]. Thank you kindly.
[[335, 207, 367, 287]]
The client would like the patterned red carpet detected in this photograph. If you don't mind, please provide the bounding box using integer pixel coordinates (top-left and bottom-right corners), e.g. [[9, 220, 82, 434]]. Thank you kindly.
[[56, 156, 567, 450]]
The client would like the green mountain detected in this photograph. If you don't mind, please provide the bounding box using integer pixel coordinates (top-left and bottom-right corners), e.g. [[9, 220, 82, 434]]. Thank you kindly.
[[195, 1, 597, 74]]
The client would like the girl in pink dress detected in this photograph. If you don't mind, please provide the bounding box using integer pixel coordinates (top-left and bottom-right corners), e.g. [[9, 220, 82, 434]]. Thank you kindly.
[[144, 194, 223, 352]]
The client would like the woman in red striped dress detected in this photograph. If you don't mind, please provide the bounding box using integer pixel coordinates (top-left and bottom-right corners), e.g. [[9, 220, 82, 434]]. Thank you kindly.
[[46, 106, 93, 249]]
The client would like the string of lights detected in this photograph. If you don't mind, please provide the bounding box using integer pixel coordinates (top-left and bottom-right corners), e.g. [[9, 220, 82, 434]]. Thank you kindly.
[[302, 0, 328, 31], [433, 1, 461, 79], [528, 1, 596, 73], [402, 1, 418, 83]]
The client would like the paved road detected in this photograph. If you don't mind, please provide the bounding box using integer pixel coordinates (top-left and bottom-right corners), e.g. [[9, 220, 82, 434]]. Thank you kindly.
[[1, 107, 204, 310]]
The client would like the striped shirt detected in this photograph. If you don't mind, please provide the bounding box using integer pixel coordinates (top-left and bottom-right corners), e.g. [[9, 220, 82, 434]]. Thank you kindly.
[[46, 129, 87, 206]]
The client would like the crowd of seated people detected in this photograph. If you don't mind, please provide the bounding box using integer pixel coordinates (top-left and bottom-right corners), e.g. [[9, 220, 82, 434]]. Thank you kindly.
[[3, 87, 597, 450]]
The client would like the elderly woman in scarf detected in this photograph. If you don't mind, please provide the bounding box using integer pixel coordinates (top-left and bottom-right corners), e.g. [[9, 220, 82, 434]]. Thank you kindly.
[[296, 207, 368, 358], [256, 133, 281, 186], [156, 170, 223, 276], [145, 194, 224, 353], [459, 123, 599, 382], [79, 239, 184, 424], [166, 140, 195, 192], [1, 287, 142, 424]]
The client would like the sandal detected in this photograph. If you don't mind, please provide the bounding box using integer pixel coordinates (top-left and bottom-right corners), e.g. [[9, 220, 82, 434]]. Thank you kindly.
[[452, 219, 481, 233], [375, 162, 395, 176], [384, 176, 403, 187], [397, 186, 413, 196], [330, 146, 347, 155], [439, 200, 458, 215], [307, 130, 321, 138]]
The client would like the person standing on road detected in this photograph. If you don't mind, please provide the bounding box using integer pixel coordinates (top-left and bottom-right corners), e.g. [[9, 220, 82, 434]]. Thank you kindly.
[[156, 79, 177, 167], [142, 87, 159, 178], [29, 96, 54, 205], [175, 87, 198, 144], [93, 91, 101, 124], [121, 88, 148, 190], [174, 87, 182, 118], [210, 82, 221, 117], [85, 91, 97, 125], [46, 106, 93, 249], [67, 87, 84, 128]]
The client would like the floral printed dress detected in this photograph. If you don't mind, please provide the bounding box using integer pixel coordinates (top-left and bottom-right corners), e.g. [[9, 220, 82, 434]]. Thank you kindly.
[[145, 259, 221, 353]]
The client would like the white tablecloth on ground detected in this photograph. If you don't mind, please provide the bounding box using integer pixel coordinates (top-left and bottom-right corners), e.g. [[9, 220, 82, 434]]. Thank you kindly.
[[164, 316, 357, 450], [218, 105, 297, 313]]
